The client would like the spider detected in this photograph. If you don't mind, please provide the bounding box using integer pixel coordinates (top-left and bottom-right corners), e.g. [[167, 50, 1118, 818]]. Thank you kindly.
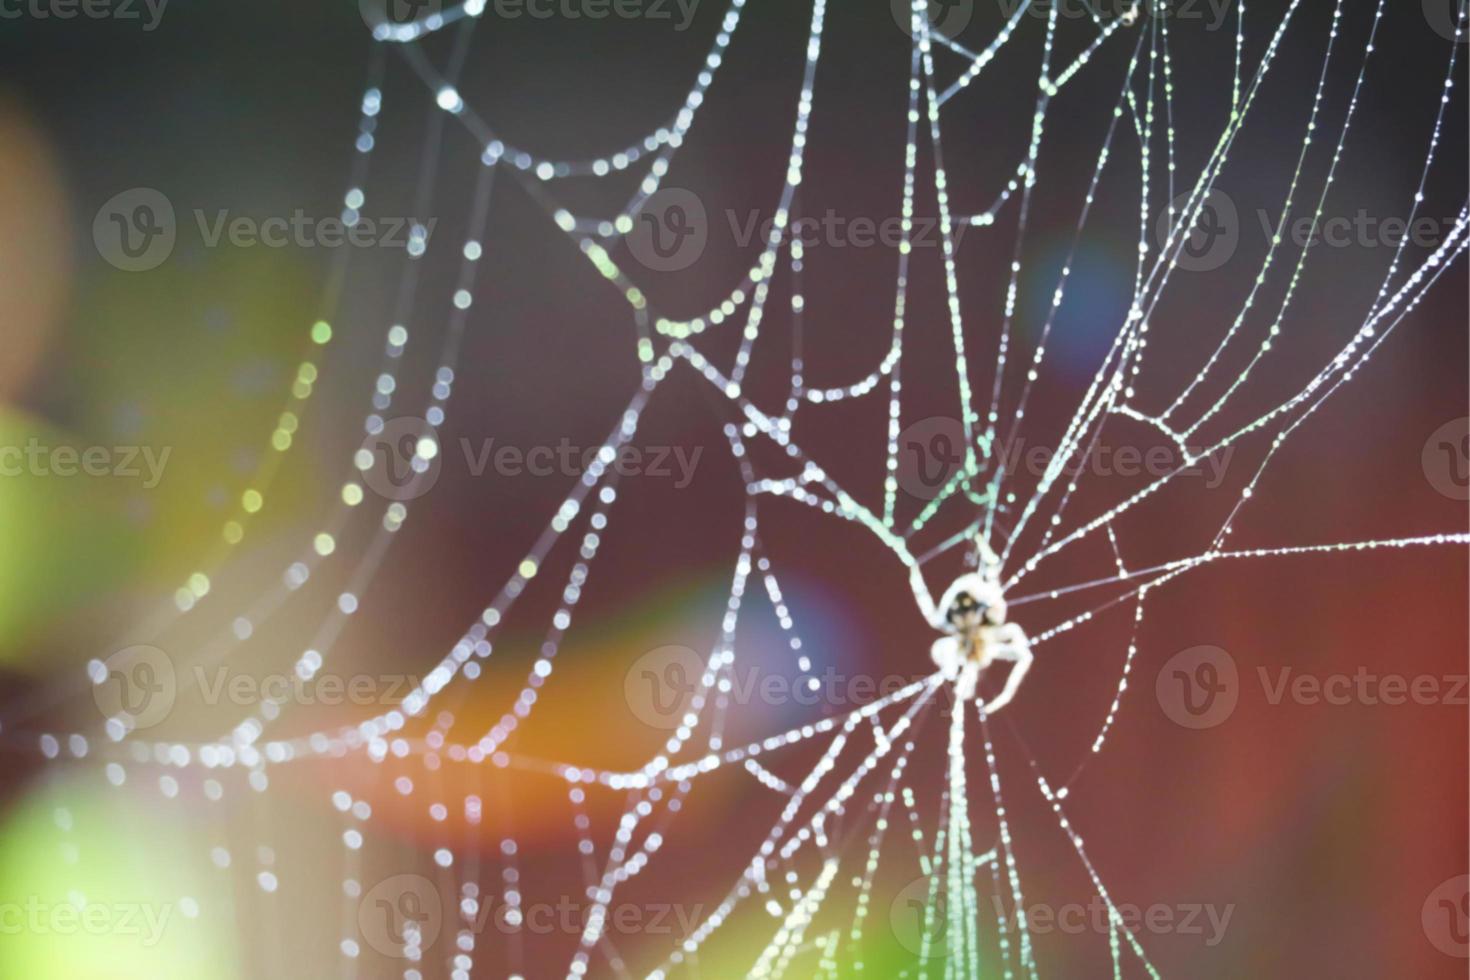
[[919, 535, 1034, 714]]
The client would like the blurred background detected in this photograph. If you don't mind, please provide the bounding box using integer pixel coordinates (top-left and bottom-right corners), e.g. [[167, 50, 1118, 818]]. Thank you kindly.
[[0, 0, 1464, 976]]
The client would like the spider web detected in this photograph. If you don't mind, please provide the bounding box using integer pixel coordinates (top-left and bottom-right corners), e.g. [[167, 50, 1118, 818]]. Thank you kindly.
[[18, 0, 1470, 977]]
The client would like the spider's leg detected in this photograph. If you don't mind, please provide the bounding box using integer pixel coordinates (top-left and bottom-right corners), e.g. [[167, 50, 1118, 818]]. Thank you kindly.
[[956, 660, 981, 702], [912, 565, 944, 628], [978, 632, 1033, 715], [930, 634, 965, 680]]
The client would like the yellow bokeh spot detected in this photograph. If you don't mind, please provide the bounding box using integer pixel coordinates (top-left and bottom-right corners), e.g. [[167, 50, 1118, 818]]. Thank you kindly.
[[313, 533, 335, 556], [241, 489, 263, 514], [0, 776, 239, 979], [518, 559, 538, 579], [222, 521, 244, 544], [341, 483, 363, 506]]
